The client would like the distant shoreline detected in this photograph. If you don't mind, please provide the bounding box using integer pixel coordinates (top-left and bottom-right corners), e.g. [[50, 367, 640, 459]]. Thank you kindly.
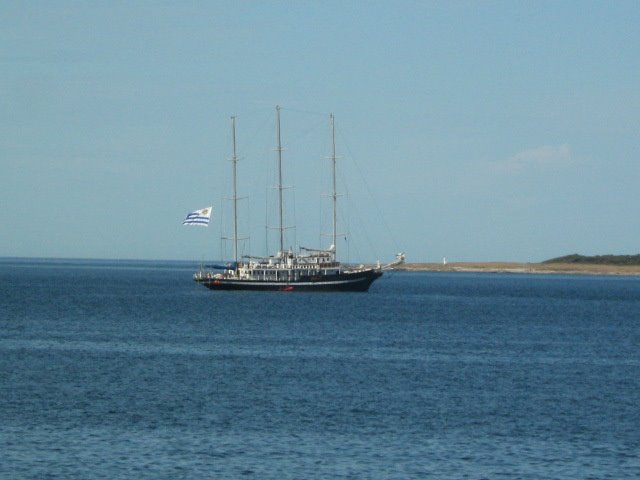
[[396, 262, 640, 276], [2, 257, 639, 276]]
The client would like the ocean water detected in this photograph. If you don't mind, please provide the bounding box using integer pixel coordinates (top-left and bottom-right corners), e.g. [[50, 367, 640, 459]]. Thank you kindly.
[[1, 259, 639, 479]]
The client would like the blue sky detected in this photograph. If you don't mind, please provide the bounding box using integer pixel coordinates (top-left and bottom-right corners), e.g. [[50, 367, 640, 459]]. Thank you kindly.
[[1, 1, 638, 262]]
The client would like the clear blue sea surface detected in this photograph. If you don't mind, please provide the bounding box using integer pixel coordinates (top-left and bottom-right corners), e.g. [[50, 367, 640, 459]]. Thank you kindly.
[[1, 258, 639, 479]]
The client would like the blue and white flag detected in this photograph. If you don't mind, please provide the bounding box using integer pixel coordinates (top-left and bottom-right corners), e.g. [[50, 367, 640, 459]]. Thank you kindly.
[[183, 206, 213, 226]]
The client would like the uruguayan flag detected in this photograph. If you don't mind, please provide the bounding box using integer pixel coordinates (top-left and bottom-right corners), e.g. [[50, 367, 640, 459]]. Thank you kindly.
[[183, 206, 213, 226]]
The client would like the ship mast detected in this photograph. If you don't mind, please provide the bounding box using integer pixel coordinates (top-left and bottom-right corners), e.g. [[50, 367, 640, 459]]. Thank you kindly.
[[276, 105, 285, 257], [231, 116, 239, 264], [330, 113, 337, 259]]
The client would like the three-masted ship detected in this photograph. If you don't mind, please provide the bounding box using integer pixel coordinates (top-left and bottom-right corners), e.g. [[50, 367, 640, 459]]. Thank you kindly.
[[194, 106, 403, 292]]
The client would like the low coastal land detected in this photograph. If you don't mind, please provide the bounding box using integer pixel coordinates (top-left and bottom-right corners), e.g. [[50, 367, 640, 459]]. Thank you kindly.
[[397, 262, 640, 276]]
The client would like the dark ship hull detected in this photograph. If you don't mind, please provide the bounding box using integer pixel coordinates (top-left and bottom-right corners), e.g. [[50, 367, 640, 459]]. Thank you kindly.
[[195, 268, 382, 292]]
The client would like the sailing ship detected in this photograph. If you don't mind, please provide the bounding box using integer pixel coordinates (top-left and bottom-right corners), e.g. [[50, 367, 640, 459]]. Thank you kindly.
[[194, 106, 404, 292]]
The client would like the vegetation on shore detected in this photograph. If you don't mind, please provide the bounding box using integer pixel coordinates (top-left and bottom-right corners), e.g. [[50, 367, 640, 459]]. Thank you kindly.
[[543, 254, 640, 266]]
